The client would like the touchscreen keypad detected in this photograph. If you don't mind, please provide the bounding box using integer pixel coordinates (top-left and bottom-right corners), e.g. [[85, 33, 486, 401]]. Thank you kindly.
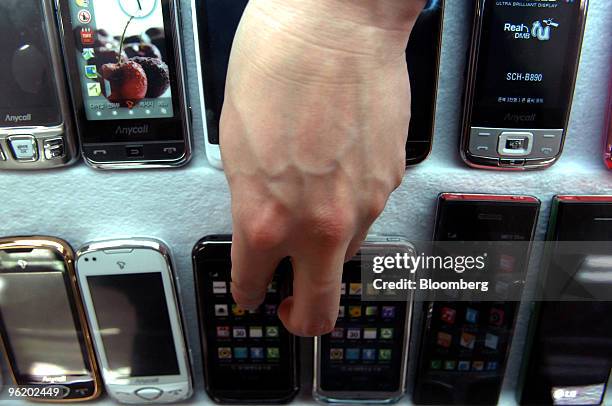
[[320, 265, 409, 393], [425, 302, 515, 373], [207, 278, 285, 366]]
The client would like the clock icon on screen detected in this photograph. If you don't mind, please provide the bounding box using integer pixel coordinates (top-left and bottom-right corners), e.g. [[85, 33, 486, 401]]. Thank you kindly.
[[118, 0, 157, 18]]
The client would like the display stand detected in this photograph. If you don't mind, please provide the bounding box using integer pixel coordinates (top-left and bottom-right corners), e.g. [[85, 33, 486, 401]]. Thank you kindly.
[[1, 1, 611, 404]]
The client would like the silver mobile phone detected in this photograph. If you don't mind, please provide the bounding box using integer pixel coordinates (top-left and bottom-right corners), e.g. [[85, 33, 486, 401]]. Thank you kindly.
[[460, 0, 588, 170], [76, 238, 192, 403], [0, 0, 79, 169], [313, 237, 416, 404]]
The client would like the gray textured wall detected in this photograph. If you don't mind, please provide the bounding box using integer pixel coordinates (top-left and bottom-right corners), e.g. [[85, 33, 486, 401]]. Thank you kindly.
[[0, 0, 611, 404]]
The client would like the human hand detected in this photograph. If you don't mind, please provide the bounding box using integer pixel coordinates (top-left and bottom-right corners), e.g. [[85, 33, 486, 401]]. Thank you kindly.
[[221, 0, 425, 336]]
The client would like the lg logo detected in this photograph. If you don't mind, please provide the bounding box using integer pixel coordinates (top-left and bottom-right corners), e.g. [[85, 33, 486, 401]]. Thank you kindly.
[[553, 389, 577, 400]]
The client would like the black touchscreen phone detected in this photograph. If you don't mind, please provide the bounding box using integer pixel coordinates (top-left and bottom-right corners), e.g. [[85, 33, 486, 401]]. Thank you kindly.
[[193, 235, 299, 404]]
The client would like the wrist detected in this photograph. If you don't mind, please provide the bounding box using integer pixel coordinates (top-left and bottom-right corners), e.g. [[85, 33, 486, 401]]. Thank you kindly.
[[247, 0, 425, 60]]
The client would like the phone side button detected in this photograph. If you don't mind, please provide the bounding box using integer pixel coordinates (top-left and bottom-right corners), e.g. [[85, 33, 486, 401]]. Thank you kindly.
[[0, 145, 5, 161], [134, 387, 163, 400]]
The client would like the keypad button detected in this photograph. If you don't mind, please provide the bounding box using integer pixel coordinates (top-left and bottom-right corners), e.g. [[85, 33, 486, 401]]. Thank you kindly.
[[9, 135, 38, 161], [135, 387, 163, 400], [126, 146, 144, 158], [498, 132, 533, 156], [469, 127, 499, 158]]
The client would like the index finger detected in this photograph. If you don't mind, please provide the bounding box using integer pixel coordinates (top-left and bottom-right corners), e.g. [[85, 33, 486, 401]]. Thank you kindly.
[[230, 231, 285, 310]]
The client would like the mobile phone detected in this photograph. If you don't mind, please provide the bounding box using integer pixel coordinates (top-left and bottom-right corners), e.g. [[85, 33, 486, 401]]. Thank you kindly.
[[193, 235, 299, 404], [193, 0, 443, 169], [313, 237, 415, 404], [0, 0, 79, 169], [405, 0, 444, 165], [604, 79, 611, 170], [56, 0, 191, 169], [519, 196, 612, 405], [192, 0, 245, 168], [0, 237, 101, 402], [413, 193, 540, 405], [460, 0, 588, 170], [75, 238, 192, 403]]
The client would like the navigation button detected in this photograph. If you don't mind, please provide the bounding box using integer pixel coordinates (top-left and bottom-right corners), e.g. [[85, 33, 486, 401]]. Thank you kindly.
[[43, 138, 65, 160], [9, 135, 38, 161], [163, 147, 177, 154], [93, 149, 108, 156], [135, 388, 163, 401], [476, 146, 489, 152], [498, 132, 533, 156]]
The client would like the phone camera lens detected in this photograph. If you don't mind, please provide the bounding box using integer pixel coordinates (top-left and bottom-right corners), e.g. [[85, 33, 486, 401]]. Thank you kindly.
[[84, 258, 89, 262], [92, 257, 97, 262]]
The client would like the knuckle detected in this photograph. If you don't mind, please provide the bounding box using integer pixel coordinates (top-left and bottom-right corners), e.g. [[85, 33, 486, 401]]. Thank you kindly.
[[242, 221, 283, 250], [237, 204, 287, 250], [308, 207, 355, 246]]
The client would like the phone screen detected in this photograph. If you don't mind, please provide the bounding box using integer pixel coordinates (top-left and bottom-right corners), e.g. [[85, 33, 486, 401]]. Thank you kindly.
[[471, 0, 584, 129], [0, 0, 61, 127], [87, 272, 179, 377], [521, 198, 612, 405], [0, 272, 88, 378], [194, 241, 298, 402], [413, 195, 539, 405], [65, 0, 175, 123], [319, 256, 408, 395], [0, 249, 88, 381]]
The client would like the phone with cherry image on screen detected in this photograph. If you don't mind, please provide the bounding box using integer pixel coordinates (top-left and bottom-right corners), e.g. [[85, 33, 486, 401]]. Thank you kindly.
[[56, 0, 191, 169]]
